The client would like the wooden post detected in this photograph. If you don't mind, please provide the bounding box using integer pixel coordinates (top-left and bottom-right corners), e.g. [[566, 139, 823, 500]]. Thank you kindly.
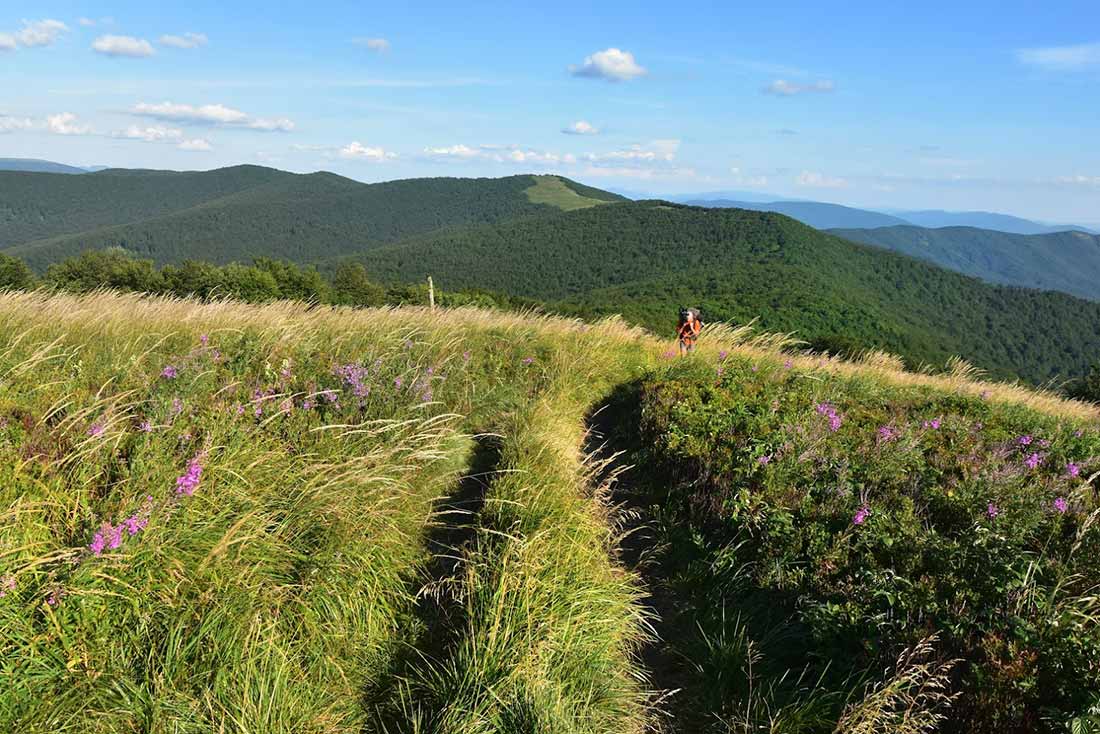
[[428, 276, 435, 310]]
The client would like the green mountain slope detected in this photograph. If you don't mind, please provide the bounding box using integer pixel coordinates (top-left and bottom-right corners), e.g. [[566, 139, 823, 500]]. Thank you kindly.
[[0, 158, 93, 174], [832, 225, 1100, 301], [3, 170, 623, 269], [0, 165, 292, 247], [358, 201, 1100, 383]]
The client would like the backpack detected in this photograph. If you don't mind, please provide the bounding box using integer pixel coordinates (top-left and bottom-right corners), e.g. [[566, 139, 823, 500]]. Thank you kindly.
[[678, 307, 702, 328]]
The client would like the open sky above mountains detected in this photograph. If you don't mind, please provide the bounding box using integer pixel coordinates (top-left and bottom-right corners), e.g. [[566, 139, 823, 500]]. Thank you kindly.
[[1, 0, 1098, 223]]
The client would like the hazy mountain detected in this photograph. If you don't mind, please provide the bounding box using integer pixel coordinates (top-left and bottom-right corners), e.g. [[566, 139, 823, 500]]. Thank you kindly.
[[0, 158, 92, 174], [887, 209, 1098, 235], [832, 225, 1100, 301], [687, 199, 910, 229]]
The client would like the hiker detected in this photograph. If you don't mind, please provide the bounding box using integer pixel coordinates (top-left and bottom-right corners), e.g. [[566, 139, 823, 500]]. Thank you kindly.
[[677, 308, 702, 354]]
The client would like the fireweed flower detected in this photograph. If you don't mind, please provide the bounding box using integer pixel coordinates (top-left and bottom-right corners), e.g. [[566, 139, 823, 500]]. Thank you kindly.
[[815, 402, 842, 432], [1054, 497, 1069, 514], [853, 505, 871, 525], [987, 502, 1000, 519], [89, 525, 109, 555], [877, 425, 900, 442], [1017, 435, 1033, 446], [161, 365, 178, 379], [1067, 462, 1081, 478], [1024, 452, 1043, 470], [175, 455, 204, 497]]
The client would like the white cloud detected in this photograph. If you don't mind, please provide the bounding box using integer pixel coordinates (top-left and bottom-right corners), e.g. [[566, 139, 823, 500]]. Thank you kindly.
[[423, 144, 481, 159], [354, 37, 390, 53], [1017, 42, 1100, 71], [79, 18, 96, 27], [160, 32, 208, 49], [178, 138, 213, 152], [729, 167, 769, 187], [583, 139, 680, 163], [46, 112, 91, 135], [92, 35, 155, 58], [764, 79, 835, 96], [131, 102, 294, 131], [796, 170, 847, 188], [579, 165, 697, 180], [115, 124, 183, 142], [0, 115, 34, 132], [337, 141, 396, 161], [0, 19, 68, 51], [562, 120, 599, 135], [569, 48, 647, 81], [1057, 175, 1100, 186]]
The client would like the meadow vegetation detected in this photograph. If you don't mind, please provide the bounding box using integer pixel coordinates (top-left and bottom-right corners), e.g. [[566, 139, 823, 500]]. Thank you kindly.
[[1, 290, 1099, 732]]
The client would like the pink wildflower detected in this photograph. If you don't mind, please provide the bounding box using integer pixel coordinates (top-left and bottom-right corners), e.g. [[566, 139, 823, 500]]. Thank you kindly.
[[522, 356, 534, 365], [1017, 435, 1033, 446], [1053, 497, 1069, 514], [784, 359, 793, 370], [88, 422, 105, 437], [89, 526, 108, 556], [987, 502, 1000, 519], [200, 334, 209, 346], [757, 454, 772, 466], [0, 575, 14, 598], [175, 455, 204, 497], [718, 350, 729, 361], [877, 425, 900, 442], [853, 505, 871, 525], [1067, 462, 1081, 478], [138, 420, 153, 432], [815, 402, 842, 432], [1024, 452, 1043, 470], [161, 365, 178, 379]]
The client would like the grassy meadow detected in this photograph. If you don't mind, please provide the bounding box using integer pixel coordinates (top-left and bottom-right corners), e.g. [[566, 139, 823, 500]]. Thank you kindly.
[[1, 290, 1098, 732]]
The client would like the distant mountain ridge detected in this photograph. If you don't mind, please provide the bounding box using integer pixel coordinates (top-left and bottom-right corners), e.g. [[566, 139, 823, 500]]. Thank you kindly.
[[831, 225, 1100, 301], [0, 158, 94, 174], [680, 197, 1097, 235], [684, 199, 910, 229]]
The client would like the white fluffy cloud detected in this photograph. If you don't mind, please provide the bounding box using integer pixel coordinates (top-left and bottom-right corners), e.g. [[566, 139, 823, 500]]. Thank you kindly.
[[178, 138, 213, 152], [92, 35, 155, 58], [569, 48, 646, 81], [796, 170, 847, 188], [46, 112, 92, 135], [562, 120, 599, 135], [1017, 42, 1100, 71], [1058, 175, 1100, 186], [729, 167, 769, 187], [160, 32, 208, 49], [0, 115, 34, 133], [764, 79, 835, 96], [354, 37, 391, 53], [116, 124, 183, 142], [0, 19, 68, 51], [131, 102, 294, 132], [338, 141, 397, 161], [583, 139, 679, 163], [423, 144, 574, 165]]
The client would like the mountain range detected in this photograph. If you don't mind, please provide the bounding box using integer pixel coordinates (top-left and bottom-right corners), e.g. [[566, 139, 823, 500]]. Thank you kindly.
[[2, 162, 1099, 384]]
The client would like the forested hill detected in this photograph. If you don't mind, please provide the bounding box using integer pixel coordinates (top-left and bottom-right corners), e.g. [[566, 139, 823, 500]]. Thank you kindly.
[[357, 201, 1100, 383], [832, 225, 1100, 302], [1, 168, 622, 269]]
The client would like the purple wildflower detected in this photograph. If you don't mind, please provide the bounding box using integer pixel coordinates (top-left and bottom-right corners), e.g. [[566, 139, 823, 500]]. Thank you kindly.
[[987, 502, 1000, 520], [175, 455, 204, 497], [1053, 497, 1069, 514], [1074, 430, 1083, 438], [394, 377, 403, 389], [718, 350, 729, 361], [301, 398, 314, 411], [784, 359, 793, 370], [751, 364, 759, 372], [877, 425, 900, 442], [107, 523, 124, 550], [138, 420, 152, 433], [1067, 462, 1081, 478], [462, 350, 471, 363], [757, 454, 772, 466], [1024, 452, 1043, 470], [815, 402, 842, 432], [254, 404, 263, 418], [46, 587, 62, 607], [853, 505, 871, 525], [0, 575, 14, 598], [522, 356, 534, 365], [200, 334, 209, 346], [1017, 435, 1033, 446], [922, 418, 941, 430], [172, 398, 184, 416], [161, 365, 178, 379], [88, 422, 105, 437], [89, 526, 108, 556]]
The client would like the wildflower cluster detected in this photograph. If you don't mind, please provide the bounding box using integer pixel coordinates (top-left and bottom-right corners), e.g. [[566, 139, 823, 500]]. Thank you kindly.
[[89, 495, 155, 556], [175, 454, 204, 497], [814, 402, 843, 432]]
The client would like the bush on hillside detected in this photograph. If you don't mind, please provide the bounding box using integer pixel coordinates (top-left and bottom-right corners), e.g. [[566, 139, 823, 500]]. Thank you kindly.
[[621, 356, 1100, 732], [45, 248, 163, 293]]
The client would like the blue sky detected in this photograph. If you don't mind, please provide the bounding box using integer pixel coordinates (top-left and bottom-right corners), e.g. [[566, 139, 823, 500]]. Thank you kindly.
[[2, 0, 1098, 222]]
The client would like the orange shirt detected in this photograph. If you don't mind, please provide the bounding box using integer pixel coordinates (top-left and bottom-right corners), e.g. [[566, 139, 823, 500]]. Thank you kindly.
[[678, 319, 701, 343]]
